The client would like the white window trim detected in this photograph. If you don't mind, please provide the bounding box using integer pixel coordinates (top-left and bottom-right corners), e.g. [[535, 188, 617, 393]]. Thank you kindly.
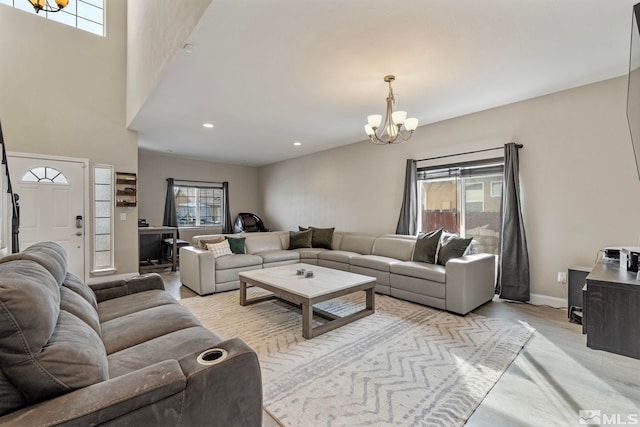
[[92, 164, 115, 274]]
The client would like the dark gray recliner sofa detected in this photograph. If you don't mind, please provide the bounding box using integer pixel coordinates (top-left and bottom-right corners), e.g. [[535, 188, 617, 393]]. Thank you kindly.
[[0, 242, 262, 426]]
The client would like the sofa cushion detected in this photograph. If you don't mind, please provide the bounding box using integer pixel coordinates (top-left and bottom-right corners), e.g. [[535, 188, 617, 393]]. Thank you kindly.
[[288, 229, 312, 249], [100, 304, 202, 354], [390, 261, 446, 283], [437, 236, 473, 266], [245, 234, 284, 254], [97, 290, 177, 322], [259, 250, 300, 264], [217, 264, 263, 284], [0, 260, 109, 406], [215, 254, 263, 270], [108, 326, 223, 378], [350, 255, 401, 272], [412, 229, 443, 264], [0, 369, 25, 417], [207, 240, 233, 258], [292, 247, 329, 259], [60, 286, 102, 336], [372, 237, 415, 261], [63, 272, 98, 311], [318, 250, 361, 264], [226, 236, 246, 254], [0, 241, 68, 285], [339, 234, 376, 255], [0, 260, 61, 363], [0, 258, 108, 413]]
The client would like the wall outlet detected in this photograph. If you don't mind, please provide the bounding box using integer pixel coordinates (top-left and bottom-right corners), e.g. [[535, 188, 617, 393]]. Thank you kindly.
[[557, 271, 567, 284]]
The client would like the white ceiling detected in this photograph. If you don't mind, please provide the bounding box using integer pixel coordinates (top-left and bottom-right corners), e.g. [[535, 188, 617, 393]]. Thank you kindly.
[[130, 0, 639, 167]]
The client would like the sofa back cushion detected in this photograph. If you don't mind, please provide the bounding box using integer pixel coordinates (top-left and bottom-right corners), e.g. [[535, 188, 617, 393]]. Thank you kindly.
[[0, 245, 108, 413], [245, 234, 284, 254], [372, 237, 415, 261], [0, 241, 68, 285], [339, 234, 376, 255], [63, 272, 98, 310]]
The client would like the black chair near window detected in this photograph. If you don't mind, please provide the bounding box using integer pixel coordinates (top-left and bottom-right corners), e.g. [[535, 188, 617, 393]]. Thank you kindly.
[[234, 213, 269, 233]]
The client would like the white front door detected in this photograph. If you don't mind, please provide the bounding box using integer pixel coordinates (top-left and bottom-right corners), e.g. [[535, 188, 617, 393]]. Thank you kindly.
[[8, 154, 87, 280]]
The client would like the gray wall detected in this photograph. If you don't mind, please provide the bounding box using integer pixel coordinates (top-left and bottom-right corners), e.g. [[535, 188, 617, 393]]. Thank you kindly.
[[138, 153, 259, 241], [0, 1, 139, 276], [258, 76, 640, 305]]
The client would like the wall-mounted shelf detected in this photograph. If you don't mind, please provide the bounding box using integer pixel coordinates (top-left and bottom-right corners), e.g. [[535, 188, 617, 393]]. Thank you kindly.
[[115, 172, 137, 207]]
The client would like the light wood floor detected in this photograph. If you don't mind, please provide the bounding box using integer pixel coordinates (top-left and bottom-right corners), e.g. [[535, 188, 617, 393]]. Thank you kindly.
[[160, 271, 639, 426]]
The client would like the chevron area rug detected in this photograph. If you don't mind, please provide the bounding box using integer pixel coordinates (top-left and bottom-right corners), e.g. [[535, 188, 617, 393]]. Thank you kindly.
[[181, 289, 533, 427]]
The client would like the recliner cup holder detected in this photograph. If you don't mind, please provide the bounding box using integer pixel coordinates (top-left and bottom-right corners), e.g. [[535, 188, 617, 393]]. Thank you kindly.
[[197, 348, 228, 366]]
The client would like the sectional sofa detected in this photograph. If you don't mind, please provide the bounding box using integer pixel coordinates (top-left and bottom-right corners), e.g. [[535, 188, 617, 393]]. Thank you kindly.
[[180, 230, 496, 315], [0, 242, 262, 426]]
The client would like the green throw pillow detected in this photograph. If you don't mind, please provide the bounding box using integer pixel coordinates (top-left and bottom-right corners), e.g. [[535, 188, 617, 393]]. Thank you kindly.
[[288, 229, 312, 249], [225, 237, 246, 254], [437, 236, 472, 266], [299, 226, 334, 249], [412, 228, 443, 264]]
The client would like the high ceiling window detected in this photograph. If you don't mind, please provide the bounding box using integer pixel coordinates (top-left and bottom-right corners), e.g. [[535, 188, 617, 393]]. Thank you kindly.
[[0, 0, 104, 36]]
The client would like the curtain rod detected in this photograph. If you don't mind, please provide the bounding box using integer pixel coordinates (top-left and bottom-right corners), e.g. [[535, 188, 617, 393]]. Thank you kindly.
[[168, 178, 224, 185], [416, 143, 523, 163]]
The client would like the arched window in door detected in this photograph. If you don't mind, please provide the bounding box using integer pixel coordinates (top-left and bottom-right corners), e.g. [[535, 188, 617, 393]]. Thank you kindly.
[[21, 167, 69, 184]]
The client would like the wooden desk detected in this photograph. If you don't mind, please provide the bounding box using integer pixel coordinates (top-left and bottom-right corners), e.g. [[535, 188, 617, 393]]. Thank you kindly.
[[585, 259, 640, 359], [138, 226, 177, 272]]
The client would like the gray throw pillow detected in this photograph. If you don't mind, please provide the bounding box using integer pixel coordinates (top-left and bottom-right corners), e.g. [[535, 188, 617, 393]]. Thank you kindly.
[[437, 236, 473, 266], [412, 229, 443, 263], [289, 229, 312, 249], [225, 237, 246, 254]]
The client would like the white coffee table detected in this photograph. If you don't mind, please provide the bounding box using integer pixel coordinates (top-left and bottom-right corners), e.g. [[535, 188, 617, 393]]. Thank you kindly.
[[239, 263, 376, 339]]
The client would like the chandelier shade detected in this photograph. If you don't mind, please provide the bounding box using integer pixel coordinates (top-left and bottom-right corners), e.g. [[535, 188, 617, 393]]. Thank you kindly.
[[365, 75, 418, 145], [28, 0, 69, 13]]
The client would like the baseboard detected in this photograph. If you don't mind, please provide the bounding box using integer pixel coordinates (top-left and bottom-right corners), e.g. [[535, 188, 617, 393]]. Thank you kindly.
[[529, 293, 567, 308]]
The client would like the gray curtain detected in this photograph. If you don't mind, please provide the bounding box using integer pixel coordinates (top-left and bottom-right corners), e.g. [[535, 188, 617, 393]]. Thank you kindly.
[[395, 159, 417, 235], [222, 181, 233, 233], [162, 178, 179, 238], [497, 143, 529, 301]]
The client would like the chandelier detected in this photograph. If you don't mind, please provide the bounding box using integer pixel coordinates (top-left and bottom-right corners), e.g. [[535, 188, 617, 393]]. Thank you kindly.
[[28, 0, 68, 13], [364, 75, 419, 145]]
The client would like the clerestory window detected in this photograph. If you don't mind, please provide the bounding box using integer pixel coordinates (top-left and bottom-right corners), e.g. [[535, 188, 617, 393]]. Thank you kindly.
[[1, 0, 105, 36]]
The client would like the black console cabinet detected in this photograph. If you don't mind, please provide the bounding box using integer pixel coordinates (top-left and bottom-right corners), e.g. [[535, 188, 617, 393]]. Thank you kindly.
[[585, 259, 640, 359]]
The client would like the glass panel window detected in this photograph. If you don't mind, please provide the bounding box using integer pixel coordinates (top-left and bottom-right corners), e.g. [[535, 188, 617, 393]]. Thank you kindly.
[[21, 166, 68, 184], [490, 181, 502, 197], [93, 165, 113, 271], [418, 160, 503, 255], [175, 184, 224, 228], [4, 0, 104, 36]]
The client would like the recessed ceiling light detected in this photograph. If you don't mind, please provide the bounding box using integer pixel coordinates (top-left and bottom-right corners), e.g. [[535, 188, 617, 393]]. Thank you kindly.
[[202, 123, 214, 128], [293, 142, 302, 146]]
